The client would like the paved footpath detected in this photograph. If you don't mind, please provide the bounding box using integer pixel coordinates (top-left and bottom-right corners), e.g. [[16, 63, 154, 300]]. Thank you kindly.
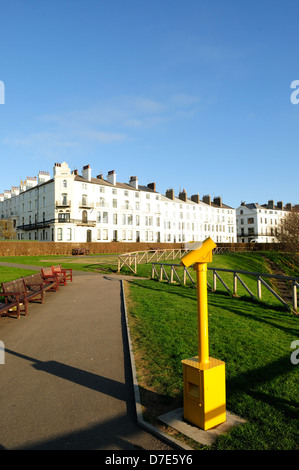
[[0, 266, 176, 450]]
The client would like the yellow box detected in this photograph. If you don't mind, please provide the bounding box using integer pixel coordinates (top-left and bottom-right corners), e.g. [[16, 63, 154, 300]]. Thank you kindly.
[[182, 356, 226, 430]]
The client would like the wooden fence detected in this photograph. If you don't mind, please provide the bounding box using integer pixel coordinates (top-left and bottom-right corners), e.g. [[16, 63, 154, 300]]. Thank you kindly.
[[117, 248, 188, 274], [151, 262, 299, 314]]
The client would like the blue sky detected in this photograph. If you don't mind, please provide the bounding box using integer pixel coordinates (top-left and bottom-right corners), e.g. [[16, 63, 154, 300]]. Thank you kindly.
[[0, 0, 298, 208]]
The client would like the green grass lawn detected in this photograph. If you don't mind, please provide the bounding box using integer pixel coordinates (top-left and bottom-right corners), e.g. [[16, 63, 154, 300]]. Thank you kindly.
[[125, 278, 299, 450]]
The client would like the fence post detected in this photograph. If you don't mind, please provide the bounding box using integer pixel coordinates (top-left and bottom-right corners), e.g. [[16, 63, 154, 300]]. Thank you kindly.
[[233, 272, 237, 296], [213, 270, 217, 291], [257, 276, 262, 300], [293, 282, 297, 312]]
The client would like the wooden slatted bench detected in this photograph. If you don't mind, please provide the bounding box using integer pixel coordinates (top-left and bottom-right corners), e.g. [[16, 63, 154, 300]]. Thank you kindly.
[[0, 292, 24, 319], [23, 273, 57, 303], [72, 247, 90, 255], [1, 279, 29, 319], [41, 267, 60, 291], [51, 265, 73, 283]]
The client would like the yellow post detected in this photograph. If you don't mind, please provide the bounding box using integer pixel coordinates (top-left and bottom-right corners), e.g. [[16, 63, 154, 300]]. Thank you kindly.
[[181, 238, 226, 430], [195, 262, 209, 367]]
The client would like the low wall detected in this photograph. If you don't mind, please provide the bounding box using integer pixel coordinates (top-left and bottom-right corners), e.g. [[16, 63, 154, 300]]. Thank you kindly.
[[0, 241, 183, 256], [0, 241, 285, 257]]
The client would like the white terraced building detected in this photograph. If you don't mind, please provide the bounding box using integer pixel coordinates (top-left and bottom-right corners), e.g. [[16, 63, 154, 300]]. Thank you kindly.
[[0, 162, 236, 243], [236, 201, 292, 243]]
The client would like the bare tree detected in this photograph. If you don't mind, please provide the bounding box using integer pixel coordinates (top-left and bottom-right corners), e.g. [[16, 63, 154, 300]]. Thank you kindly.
[[276, 209, 299, 253]]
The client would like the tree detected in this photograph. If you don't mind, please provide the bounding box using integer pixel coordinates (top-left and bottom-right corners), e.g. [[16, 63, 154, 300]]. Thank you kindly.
[[276, 209, 299, 253], [0, 219, 17, 239]]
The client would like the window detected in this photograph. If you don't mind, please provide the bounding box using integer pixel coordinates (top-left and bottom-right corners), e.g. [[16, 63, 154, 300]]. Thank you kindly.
[[82, 210, 88, 223], [103, 212, 108, 223], [102, 229, 108, 240], [57, 228, 62, 240], [58, 213, 70, 222], [113, 213, 118, 224], [63, 180, 67, 188], [82, 194, 87, 206], [247, 218, 254, 224], [62, 193, 68, 205], [113, 199, 117, 208], [67, 228, 72, 241]]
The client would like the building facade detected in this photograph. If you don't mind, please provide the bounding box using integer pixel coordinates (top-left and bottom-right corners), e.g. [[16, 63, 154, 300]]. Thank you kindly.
[[236, 201, 292, 243], [0, 162, 236, 243]]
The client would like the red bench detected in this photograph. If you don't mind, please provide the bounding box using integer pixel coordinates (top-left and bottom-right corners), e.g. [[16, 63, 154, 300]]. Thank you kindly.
[[51, 265, 73, 283], [41, 267, 60, 291]]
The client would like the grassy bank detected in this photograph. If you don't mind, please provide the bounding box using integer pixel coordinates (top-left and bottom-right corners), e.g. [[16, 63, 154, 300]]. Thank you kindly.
[[124, 251, 298, 450], [125, 278, 298, 450]]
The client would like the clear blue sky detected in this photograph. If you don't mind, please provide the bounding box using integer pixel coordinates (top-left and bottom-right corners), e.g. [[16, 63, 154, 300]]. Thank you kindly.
[[0, 0, 298, 208]]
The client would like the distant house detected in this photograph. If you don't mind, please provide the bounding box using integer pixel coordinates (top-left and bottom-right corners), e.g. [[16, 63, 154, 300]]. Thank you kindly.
[[236, 200, 292, 243]]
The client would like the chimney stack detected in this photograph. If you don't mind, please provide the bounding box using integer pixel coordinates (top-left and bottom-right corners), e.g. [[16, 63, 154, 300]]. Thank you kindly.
[[213, 196, 222, 207], [82, 164, 92, 181], [268, 200, 274, 209], [203, 194, 211, 205], [179, 189, 187, 202], [277, 201, 283, 210], [191, 194, 200, 204], [129, 176, 138, 189], [166, 188, 174, 200], [107, 170, 116, 185], [147, 182, 156, 191]]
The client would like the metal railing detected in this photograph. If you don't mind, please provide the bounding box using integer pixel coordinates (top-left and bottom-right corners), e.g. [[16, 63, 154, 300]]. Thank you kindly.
[[151, 262, 299, 314]]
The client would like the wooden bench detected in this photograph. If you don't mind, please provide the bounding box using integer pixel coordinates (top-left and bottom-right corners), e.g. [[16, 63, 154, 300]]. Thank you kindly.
[[23, 273, 57, 303], [72, 247, 90, 256], [41, 267, 60, 291], [0, 299, 22, 319], [51, 265, 73, 283], [1, 279, 29, 319]]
